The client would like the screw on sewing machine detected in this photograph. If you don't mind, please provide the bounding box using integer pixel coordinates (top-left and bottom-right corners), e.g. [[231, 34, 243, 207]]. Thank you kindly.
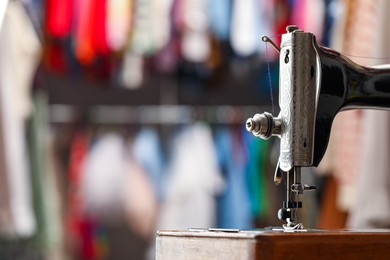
[[286, 25, 299, 33], [291, 184, 317, 194]]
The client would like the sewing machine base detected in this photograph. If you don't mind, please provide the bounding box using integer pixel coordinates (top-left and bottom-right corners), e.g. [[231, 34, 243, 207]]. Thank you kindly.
[[156, 228, 390, 259]]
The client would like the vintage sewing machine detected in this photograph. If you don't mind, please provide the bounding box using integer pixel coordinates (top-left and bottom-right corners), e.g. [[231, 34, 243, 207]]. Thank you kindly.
[[157, 26, 390, 259], [246, 25, 390, 230]]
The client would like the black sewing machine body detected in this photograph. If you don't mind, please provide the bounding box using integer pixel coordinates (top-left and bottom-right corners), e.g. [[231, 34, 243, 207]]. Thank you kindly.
[[314, 45, 390, 166]]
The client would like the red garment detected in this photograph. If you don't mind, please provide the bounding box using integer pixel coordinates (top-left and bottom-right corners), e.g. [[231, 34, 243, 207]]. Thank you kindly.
[[46, 0, 74, 38], [44, 41, 68, 73], [92, 0, 110, 55], [75, 0, 97, 64], [273, 0, 291, 47], [66, 132, 99, 260]]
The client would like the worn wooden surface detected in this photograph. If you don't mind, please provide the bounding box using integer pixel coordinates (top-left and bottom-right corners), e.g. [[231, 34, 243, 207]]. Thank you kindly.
[[156, 229, 390, 260]]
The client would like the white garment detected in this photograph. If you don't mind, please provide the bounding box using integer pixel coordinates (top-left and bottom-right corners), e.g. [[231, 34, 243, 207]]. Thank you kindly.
[[0, 0, 41, 238], [130, 0, 173, 55], [124, 158, 158, 239], [81, 134, 127, 221], [230, 0, 260, 57], [106, 0, 133, 51], [119, 52, 143, 89], [348, 111, 390, 228], [319, 0, 379, 213], [347, 0, 390, 228], [181, 0, 211, 62], [157, 123, 224, 230]]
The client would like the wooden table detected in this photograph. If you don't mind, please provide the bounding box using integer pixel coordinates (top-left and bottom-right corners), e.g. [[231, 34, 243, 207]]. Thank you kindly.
[[156, 228, 390, 259]]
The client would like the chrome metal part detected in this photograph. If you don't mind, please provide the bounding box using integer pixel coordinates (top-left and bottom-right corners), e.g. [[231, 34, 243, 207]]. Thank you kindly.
[[247, 26, 320, 171], [283, 222, 304, 230], [245, 112, 282, 139], [261, 35, 280, 53], [277, 166, 316, 230], [273, 161, 283, 185], [278, 27, 319, 171], [291, 184, 317, 193], [286, 25, 299, 33]]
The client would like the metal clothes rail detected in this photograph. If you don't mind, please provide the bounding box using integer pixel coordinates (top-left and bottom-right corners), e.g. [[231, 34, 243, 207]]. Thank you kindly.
[[49, 104, 271, 125]]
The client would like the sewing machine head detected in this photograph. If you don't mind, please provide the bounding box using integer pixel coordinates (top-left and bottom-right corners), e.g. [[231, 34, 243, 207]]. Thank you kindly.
[[248, 25, 320, 172], [246, 25, 390, 229]]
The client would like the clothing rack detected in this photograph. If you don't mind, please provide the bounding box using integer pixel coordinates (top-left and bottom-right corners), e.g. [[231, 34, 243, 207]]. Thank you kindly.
[[49, 104, 270, 125]]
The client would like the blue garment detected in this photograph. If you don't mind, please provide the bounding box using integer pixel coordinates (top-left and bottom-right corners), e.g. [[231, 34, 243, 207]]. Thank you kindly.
[[208, 0, 232, 40], [323, 0, 337, 46], [215, 127, 252, 229], [132, 128, 165, 200], [243, 128, 268, 218]]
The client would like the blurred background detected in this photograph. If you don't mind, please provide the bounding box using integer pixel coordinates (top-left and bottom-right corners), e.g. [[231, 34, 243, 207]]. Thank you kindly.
[[1, 0, 390, 259]]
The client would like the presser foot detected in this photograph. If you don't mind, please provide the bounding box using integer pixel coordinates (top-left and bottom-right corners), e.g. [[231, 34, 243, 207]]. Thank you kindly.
[[278, 207, 304, 230], [283, 220, 304, 230], [276, 167, 316, 230]]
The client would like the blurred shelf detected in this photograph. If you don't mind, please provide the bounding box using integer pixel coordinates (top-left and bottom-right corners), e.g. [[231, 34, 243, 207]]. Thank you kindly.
[[42, 67, 278, 107]]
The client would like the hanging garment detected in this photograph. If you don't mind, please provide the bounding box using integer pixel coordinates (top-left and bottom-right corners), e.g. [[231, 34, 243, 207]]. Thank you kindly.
[[81, 133, 127, 221], [348, 111, 390, 228], [106, 0, 133, 51], [28, 92, 66, 259], [0, 89, 12, 237], [46, 0, 74, 38], [259, 0, 276, 59], [320, 110, 362, 212], [215, 127, 252, 229], [208, 0, 232, 41], [243, 129, 268, 219], [154, 36, 179, 74], [291, 0, 325, 43], [23, 0, 45, 39], [157, 123, 225, 230], [230, 0, 261, 57], [322, 0, 339, 47], [128, 0, 173, 55], [180, 0, 211, 62], [347, 0, 390, 229], [150, 0, 175, 53], [92, 0, 110, 55], [120, 0, 174, 87], [318, 0, 366, 214], [124, 157, 158, 239], [154, 0, 182, 74], [118, 0, 146, 89], [0, 0, 42, 238], [74, 0, 96, 64], [118, 52, 144, 89], [67, 131, 102, 260], [230, 0, 274, 57], [131, 128, 165, 200]]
